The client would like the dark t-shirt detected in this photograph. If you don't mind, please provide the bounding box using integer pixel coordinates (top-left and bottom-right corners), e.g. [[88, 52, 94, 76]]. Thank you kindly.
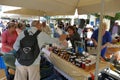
[[67, 32, 81, 49]]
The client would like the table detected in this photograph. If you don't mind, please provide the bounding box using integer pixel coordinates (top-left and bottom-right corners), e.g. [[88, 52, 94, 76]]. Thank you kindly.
[[49, 53, 109, 80]]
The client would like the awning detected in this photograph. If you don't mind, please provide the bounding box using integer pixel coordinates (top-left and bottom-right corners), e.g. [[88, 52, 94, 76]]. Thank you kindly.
[[0, 0, 120, 16]]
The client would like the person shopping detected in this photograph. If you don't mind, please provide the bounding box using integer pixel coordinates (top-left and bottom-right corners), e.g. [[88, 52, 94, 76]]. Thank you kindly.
[[91, 22, 112, 61], [13, 20, 65, 80]]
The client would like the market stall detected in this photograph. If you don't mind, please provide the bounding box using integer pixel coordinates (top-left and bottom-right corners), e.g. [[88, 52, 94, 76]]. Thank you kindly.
[[42, 48, 109, 80], [49, 52, 109, 80]]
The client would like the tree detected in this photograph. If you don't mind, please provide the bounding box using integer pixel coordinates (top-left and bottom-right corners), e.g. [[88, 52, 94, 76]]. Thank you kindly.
[[115, 12, 120, 20]]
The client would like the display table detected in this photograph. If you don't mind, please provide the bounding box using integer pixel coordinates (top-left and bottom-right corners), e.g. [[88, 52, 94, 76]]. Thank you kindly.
[[49, 53, 109, 80]]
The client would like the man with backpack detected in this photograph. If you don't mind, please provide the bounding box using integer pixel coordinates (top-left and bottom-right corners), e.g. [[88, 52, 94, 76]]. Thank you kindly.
[[13, 20, 61, 80]]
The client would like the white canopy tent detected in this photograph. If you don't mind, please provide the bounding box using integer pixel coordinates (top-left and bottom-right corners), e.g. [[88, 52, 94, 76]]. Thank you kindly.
[[0, 0, 120, 16], [0, 0, 120, 80], [3, 8, 74, 16], [3, 8, 54, 16]]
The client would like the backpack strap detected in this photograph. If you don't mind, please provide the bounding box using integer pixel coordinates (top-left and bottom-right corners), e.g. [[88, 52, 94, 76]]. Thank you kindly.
[[24, 30, 29, 36], [24, 30, 41, 37], [33, 30, 41, 37]]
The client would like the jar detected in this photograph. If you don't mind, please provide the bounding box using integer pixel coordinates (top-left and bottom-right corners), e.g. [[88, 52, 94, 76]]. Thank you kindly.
[[89, 62, 92, 70], [75, 59, 80, 67], [82, 62, 85, 69], [78, 60, 82, 68], [69, 56, 76, 62], [82, 59, 86, 62], [60, 53, 63, 58], [75, 61, 79, 66], [65, 53, 68, 59], [86, 58, 91, 63], [66, 54, 70, 61], [81, 57, 85, 60], [54, 49, 59, 54], [92, 62, 95, 70], [85, 63, 89, 71], [90, 62, 95, 70], [92, 61, 96, 69]]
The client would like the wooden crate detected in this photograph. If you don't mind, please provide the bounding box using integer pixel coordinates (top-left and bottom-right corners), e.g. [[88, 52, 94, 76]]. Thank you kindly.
[[0, 69, 7, 80]]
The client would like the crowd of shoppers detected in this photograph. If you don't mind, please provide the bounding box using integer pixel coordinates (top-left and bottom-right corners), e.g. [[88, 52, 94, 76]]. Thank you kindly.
[[0, 18, 120, 80]]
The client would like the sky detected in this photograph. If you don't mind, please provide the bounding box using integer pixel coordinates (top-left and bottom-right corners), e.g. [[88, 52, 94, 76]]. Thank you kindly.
[[0, 5, 21, 18], [0, 5, 21, 12]]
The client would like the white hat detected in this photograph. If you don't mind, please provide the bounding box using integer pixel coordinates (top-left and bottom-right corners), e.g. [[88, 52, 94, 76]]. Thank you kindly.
[[86, 24, 93, 28], [40, 17, 46, 23]]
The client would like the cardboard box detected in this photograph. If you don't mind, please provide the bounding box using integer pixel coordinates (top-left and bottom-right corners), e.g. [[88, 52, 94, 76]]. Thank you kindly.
[[0, 69, 7, 80]]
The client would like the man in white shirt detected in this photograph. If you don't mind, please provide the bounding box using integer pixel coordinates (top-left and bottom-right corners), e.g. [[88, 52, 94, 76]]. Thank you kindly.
[[13, 20, 60, 80], [41, 19, 52, 36]]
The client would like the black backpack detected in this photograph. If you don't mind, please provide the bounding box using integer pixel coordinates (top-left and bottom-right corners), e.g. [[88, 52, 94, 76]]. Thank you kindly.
[[15, 30, 41, 66]]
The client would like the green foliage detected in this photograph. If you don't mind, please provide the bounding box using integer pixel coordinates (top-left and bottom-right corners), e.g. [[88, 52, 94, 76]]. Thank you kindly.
[[115, 12, 120, 20], [104, 15, 115, 20], [104, 12, 120, 20], [92, 12, 120, 20], [91, 13, 100, 18]]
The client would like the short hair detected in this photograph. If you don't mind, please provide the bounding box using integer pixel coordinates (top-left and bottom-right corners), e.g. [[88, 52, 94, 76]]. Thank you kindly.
[[67, 26, 76, 33], [18, 22, 24, 29], [31, 20, 39, 27], [7, 22, 16, 29]]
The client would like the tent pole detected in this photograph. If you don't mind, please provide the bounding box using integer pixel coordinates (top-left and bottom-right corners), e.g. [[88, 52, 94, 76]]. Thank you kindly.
[[95, 0, 104, 80], [39, 16, 40, 21]]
